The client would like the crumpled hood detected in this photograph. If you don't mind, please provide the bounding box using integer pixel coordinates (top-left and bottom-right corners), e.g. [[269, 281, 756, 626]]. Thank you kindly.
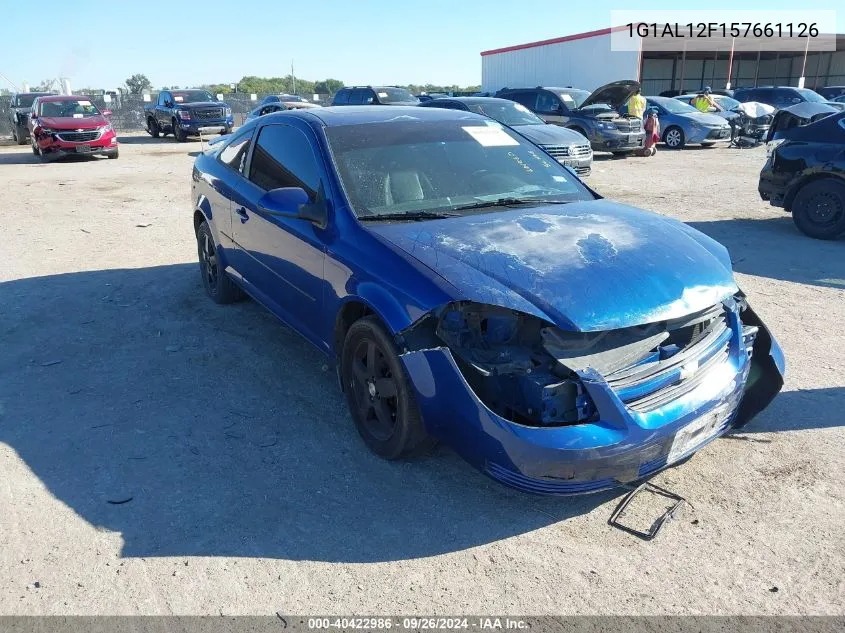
[[515, 124, 589, 146], [37, 115, 109, 130], [367, 201, 737, 332]]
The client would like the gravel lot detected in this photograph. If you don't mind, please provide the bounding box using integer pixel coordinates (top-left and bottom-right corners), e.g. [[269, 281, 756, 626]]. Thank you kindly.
[[0, 133, 842, 616]]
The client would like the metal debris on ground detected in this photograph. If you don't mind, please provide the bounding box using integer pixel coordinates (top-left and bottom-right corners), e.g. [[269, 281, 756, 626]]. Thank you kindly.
[[608, 481, 689, 540]]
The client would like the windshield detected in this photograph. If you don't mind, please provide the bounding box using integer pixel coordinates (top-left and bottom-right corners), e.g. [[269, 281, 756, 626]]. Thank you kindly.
[[653, 98, 698, 114], [554, 89, 591, 108], [38, 99, 100, 118], [16, 94, 46, 108], [326, 120, 593, 219], [797, 89, 826, 103], [376, 87, 419, 104], [715, 96, 741, 110], [172, 90, 215, 103], [468, 101, 545, 127]]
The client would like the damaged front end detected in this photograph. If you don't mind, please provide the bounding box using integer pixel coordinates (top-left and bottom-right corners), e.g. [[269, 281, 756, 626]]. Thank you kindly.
[[396, 295, 784, 494]]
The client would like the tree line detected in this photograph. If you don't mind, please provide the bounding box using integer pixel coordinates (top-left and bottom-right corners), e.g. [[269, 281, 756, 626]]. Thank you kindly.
[[122, 74, 479, 97]]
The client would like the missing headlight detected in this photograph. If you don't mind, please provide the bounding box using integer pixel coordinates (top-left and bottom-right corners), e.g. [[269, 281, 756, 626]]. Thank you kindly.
[[399, 301, 596, 427]]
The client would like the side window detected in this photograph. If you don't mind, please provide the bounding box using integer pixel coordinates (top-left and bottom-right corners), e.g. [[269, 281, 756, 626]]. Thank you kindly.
[[248, 125, 321, 198], [752, 89, 772, 104], [535, 91, 561, 115], [160, 91, 171, 106], [347, 89, 364, 105], [218, 131, 252, 174], [333, 90, 349, 105], [508, 91, 537, 110], [362, 89, 375, 104]]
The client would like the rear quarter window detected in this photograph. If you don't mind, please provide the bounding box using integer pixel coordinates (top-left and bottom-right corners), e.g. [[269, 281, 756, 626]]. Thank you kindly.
[[333, 90, 350, 105]]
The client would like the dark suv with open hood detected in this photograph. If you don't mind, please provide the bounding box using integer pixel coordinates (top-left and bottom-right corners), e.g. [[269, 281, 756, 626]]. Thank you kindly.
[[496, 81, 644, 155], [8, 92, 56, 144]]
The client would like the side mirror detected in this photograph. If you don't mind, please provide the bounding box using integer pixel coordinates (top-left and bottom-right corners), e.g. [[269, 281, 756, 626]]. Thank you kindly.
[[102, 109, 112, 117], [257, 187, 326, 225]]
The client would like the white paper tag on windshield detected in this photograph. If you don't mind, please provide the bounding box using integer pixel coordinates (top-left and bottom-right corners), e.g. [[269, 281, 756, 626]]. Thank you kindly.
[[73, 113, 84, 118], [378, 92, 388, 98], [78, 100, 92, 106], [463, 126, 519, 147], [174, 96, 184, 102], [560, 94, 574, 104]]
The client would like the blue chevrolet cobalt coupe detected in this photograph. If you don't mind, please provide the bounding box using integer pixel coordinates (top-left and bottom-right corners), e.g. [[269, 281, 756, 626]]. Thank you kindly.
[[191, 106, 784, 494]]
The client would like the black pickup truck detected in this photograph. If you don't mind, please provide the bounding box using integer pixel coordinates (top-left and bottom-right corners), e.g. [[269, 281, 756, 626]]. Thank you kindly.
[[143, 89, 233, 142]]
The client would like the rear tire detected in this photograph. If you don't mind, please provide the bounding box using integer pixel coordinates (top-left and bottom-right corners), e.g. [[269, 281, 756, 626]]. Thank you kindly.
[[196, 221, 244, 303], [147, 117, 160, 138], [15, 125, 28, 145], [791, 180, 845, 240], [341, 316, 433, 460], [664, 126, 685, 149]]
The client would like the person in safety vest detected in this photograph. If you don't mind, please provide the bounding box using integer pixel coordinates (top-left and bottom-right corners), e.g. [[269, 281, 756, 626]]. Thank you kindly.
[[693, 87, 722, 113], [627, 87, 646, 119]]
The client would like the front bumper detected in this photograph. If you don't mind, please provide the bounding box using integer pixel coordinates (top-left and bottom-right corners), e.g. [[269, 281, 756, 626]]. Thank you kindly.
[[36, 129, 119, 157], [400, 303, 784, 495], [554, 155, 592, 177], [591, 129, 644, 152], [688, 125, 732, 144], [758, 161, 788, 208], [178, 116, 234, 135]]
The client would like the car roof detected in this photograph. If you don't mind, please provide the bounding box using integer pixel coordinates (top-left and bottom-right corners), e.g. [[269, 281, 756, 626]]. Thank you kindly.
[[262, 105, 485, 127], [36, 95, 93, 102], [15, 91, 55, 96], [424, 97, 514, 105]]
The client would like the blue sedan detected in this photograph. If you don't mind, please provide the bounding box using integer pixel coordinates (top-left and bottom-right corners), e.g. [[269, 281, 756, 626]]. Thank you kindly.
[[646, 96, 733, 148], [191, 106, 783, 494]]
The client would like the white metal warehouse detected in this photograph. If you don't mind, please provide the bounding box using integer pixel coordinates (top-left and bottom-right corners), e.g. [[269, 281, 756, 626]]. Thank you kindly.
[[481, 27, 845, 95]]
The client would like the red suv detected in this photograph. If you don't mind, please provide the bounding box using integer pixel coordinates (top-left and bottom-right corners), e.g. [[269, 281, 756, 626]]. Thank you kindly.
[[28, 95, 119, 160]]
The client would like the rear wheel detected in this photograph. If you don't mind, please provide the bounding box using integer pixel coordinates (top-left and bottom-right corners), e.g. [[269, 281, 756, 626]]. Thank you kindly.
[[341, 316, 432, 460], [147, 117, 160, 138], [15, 125, 28, 145], [664, 126, 685, 149], [791, 179, 845, 240], [196, 221, 243, 303]]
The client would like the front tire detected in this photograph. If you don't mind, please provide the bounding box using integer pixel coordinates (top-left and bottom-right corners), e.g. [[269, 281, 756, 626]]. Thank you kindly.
[[196, 221, 243, 303], [173, 118, 187, 142], [791, 180, 845, 240], [663, 126, 685, 149], [341, 316, 432, 460], [147, 117, 160, 138], [108, 149, 119, 159]]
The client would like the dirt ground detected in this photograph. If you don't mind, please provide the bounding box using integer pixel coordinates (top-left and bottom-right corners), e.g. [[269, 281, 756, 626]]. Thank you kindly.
[[0, 133, 842, 616]]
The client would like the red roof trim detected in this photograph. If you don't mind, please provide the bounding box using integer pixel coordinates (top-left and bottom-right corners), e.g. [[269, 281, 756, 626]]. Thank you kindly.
[[481, 25, 627, 56]]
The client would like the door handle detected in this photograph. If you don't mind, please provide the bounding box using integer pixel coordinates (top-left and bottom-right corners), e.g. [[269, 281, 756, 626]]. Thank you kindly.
[[235, 207, 249, 223]]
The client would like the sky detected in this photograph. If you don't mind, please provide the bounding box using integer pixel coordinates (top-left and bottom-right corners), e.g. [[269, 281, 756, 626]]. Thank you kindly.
[[2, 1, 842, 91]]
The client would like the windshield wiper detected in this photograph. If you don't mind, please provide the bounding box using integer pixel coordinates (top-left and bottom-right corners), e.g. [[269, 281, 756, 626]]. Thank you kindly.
[[358, 210, 458, 222], [453, 197, 573, 211]]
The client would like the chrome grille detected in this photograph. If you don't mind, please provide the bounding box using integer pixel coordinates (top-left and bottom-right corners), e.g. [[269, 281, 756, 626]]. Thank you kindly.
[[542, 143, 592, 158], [614, 118, 642, 132], [193, 108, 224, 120], [605, 304, 732, 412], [56, 130, 99, 142]]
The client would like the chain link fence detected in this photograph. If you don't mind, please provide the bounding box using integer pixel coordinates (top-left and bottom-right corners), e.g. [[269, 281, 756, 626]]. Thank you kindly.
[[1, 93, 329, 137]]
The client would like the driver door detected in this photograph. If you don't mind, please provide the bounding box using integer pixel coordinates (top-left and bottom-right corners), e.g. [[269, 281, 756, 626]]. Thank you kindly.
[[230, 122, 328, 347], [535, 90, 569, 126]]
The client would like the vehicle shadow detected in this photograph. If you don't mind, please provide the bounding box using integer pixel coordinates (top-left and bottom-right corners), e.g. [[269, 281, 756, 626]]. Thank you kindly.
[[687, 217, 845, 289], [730, 386, 845, 435], [0, 151, 40, 165], [0, 264, 614, 563], [116, 135, 179, 145]]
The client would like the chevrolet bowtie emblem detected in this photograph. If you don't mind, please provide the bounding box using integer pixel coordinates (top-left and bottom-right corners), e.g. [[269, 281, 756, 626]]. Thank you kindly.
[[680, 360, 699, 381]]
